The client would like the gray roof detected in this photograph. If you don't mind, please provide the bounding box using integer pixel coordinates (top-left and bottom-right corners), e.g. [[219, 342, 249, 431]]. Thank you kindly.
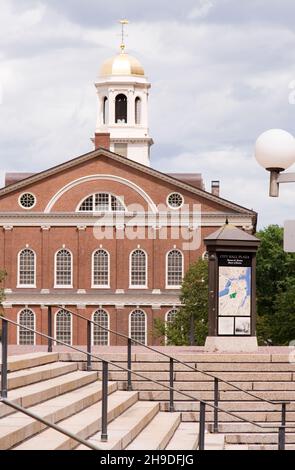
[[204, 223, 260, 242], [5, 173, 35, 187], [167, 173, 204, 190]]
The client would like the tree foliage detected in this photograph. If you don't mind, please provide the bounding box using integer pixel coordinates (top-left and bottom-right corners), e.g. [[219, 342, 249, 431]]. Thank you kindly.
[[154, 259, 208, 346], [154, 224, 295, 347], [256, 225, 295, 345]]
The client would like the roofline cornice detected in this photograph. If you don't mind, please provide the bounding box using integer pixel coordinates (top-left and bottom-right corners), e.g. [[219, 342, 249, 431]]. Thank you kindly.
[[0, 147, 257, 218]]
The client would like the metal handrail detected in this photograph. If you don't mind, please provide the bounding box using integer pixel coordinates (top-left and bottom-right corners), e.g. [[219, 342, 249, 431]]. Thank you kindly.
[[54, 305, 290, 407], [0, 398, 100, 451], [1, 316, 292, 451]]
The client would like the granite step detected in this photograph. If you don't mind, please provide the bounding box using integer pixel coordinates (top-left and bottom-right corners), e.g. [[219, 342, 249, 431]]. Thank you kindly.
[[2, 362, 78, 390], [87, 361, 295, 373], [248, 444, 295, 450], [165, 422, 199, 450], [126, 412, 181, 450], [78, 401, 159, 450], [99, 371, 293, 382], [0, 380, 117, 450], [14, 391, 139, 450], [225, 432, 295, 445], [204, 433, 225, 450], [137, 389, 295, 402], [6, 353, 59, 372], [0, 370, 98, 419]]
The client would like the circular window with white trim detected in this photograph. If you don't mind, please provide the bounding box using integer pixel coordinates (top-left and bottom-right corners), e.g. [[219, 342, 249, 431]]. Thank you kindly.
[[19, 193, 36, 210], [167, 192, 184, 209]]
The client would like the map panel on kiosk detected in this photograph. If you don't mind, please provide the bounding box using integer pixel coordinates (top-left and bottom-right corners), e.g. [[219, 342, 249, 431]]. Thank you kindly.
[[218, 253, 251, 318]]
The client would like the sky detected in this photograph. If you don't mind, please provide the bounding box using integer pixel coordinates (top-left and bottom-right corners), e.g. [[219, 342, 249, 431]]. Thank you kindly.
[[1, 0, 295, 228]]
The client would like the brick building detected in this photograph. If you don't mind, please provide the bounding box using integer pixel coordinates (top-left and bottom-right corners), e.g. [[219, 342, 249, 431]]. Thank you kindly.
[[0, 41, 256, 346]]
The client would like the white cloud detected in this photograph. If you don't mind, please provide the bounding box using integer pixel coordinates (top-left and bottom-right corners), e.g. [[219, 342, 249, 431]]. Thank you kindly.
[[188, 0, 214, 20], [1, 0, 295, 229]]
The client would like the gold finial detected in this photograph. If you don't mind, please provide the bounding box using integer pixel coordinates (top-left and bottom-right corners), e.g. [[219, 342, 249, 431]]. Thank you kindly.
[[119, 19, 129, 53]]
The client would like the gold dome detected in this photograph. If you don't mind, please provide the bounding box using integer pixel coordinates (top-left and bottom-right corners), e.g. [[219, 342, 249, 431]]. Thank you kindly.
[[100, 52, 145, 77]]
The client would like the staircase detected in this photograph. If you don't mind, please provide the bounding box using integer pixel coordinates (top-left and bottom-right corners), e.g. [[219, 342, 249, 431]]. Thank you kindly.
[[59, 350, 295, 451], [1, 351, 294, 450], [0, 353, 203, 450]]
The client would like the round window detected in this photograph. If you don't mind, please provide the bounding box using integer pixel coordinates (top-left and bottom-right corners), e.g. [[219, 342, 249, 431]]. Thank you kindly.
[[167, 193, 184, 209], [19, 193, 36, 209]]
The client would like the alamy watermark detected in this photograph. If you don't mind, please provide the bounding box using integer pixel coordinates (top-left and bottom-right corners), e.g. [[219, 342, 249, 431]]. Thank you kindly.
[[92, 202, 202, 251]]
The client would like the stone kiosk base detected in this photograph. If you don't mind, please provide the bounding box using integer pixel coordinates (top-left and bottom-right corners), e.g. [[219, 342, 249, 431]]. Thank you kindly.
[[205, 336, 258, 353]]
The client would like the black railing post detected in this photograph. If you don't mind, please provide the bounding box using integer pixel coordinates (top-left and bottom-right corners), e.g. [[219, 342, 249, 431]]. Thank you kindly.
[[199, 401, 206, 451], [278, 426, 285, 451], [47, 306, 53, 353], [281, 402, 286, 427], [101, 361, 108, 442], [1, 318, 8, 398], [87, 321, 92, 371], [278, 402, 287, 451], [214, 377, 219, 433], [169, 357, 174, 412], [127, 338, 132, 391]]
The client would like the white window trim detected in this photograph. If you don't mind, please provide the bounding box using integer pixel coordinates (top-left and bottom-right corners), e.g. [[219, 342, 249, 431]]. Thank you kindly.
[[54, 248, 73, 289], [165, 249, 184, 289], [75, 192, 126, 213], [92, 309, 110, 346], [129, 309, 147, 346], [18, 192, 37, 210], [54, 310, 73, 346], [91, 249, 110, 289], [45, 175, 158, 214], [17, 248, 37, 288], [166, 192, 184, 210], [129, 249, 148, 289], [17, 308, 36, 346]]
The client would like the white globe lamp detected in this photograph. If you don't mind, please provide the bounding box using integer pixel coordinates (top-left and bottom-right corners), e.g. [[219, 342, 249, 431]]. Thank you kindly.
[[255, 129, 295, 196]]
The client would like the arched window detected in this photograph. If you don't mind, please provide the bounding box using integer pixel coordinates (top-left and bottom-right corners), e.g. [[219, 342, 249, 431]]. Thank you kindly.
[[165, 309, 178, 345], [166, 309, 178, 325], [55, 249, 72, 287], [18, 249, 36, 287], [103, 97, 109, 124], [135, 97, 141, 125], [115, 94, 127, 123], [129, 309, 147, 345], [18, 309, 35, 345], [130, 249, 147, 288], [78, 193, 125, 212], [166, 250, 184, 288], [92, 250, 110, 288], [92, 309, 109, 346], [55, 309, 72, 345]]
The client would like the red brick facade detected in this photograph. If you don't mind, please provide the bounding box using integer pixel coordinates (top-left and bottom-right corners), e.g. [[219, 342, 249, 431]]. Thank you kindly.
[[0, 148, 256, 346]]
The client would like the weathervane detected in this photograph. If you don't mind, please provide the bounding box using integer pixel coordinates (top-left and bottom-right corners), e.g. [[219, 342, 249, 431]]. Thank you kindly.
[[119, 19, 129, 53]]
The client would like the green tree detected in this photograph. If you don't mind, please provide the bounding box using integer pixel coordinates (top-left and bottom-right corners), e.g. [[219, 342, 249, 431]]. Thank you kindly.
[[271, 278, 295, 345], [256, 225, 295, 344], [154, 259, 208, 346]]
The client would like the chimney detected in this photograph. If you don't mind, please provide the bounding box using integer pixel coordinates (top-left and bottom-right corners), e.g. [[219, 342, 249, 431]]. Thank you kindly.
[[94, 132, 110, 150], [211, 181, 220, 197]]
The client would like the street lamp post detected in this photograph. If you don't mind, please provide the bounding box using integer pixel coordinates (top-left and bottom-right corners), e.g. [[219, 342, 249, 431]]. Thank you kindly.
[[255, 129, 295, 197]]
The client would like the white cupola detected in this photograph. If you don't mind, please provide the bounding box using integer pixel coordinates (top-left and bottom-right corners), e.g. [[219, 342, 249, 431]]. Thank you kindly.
[[94, 21, 153, 166]]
